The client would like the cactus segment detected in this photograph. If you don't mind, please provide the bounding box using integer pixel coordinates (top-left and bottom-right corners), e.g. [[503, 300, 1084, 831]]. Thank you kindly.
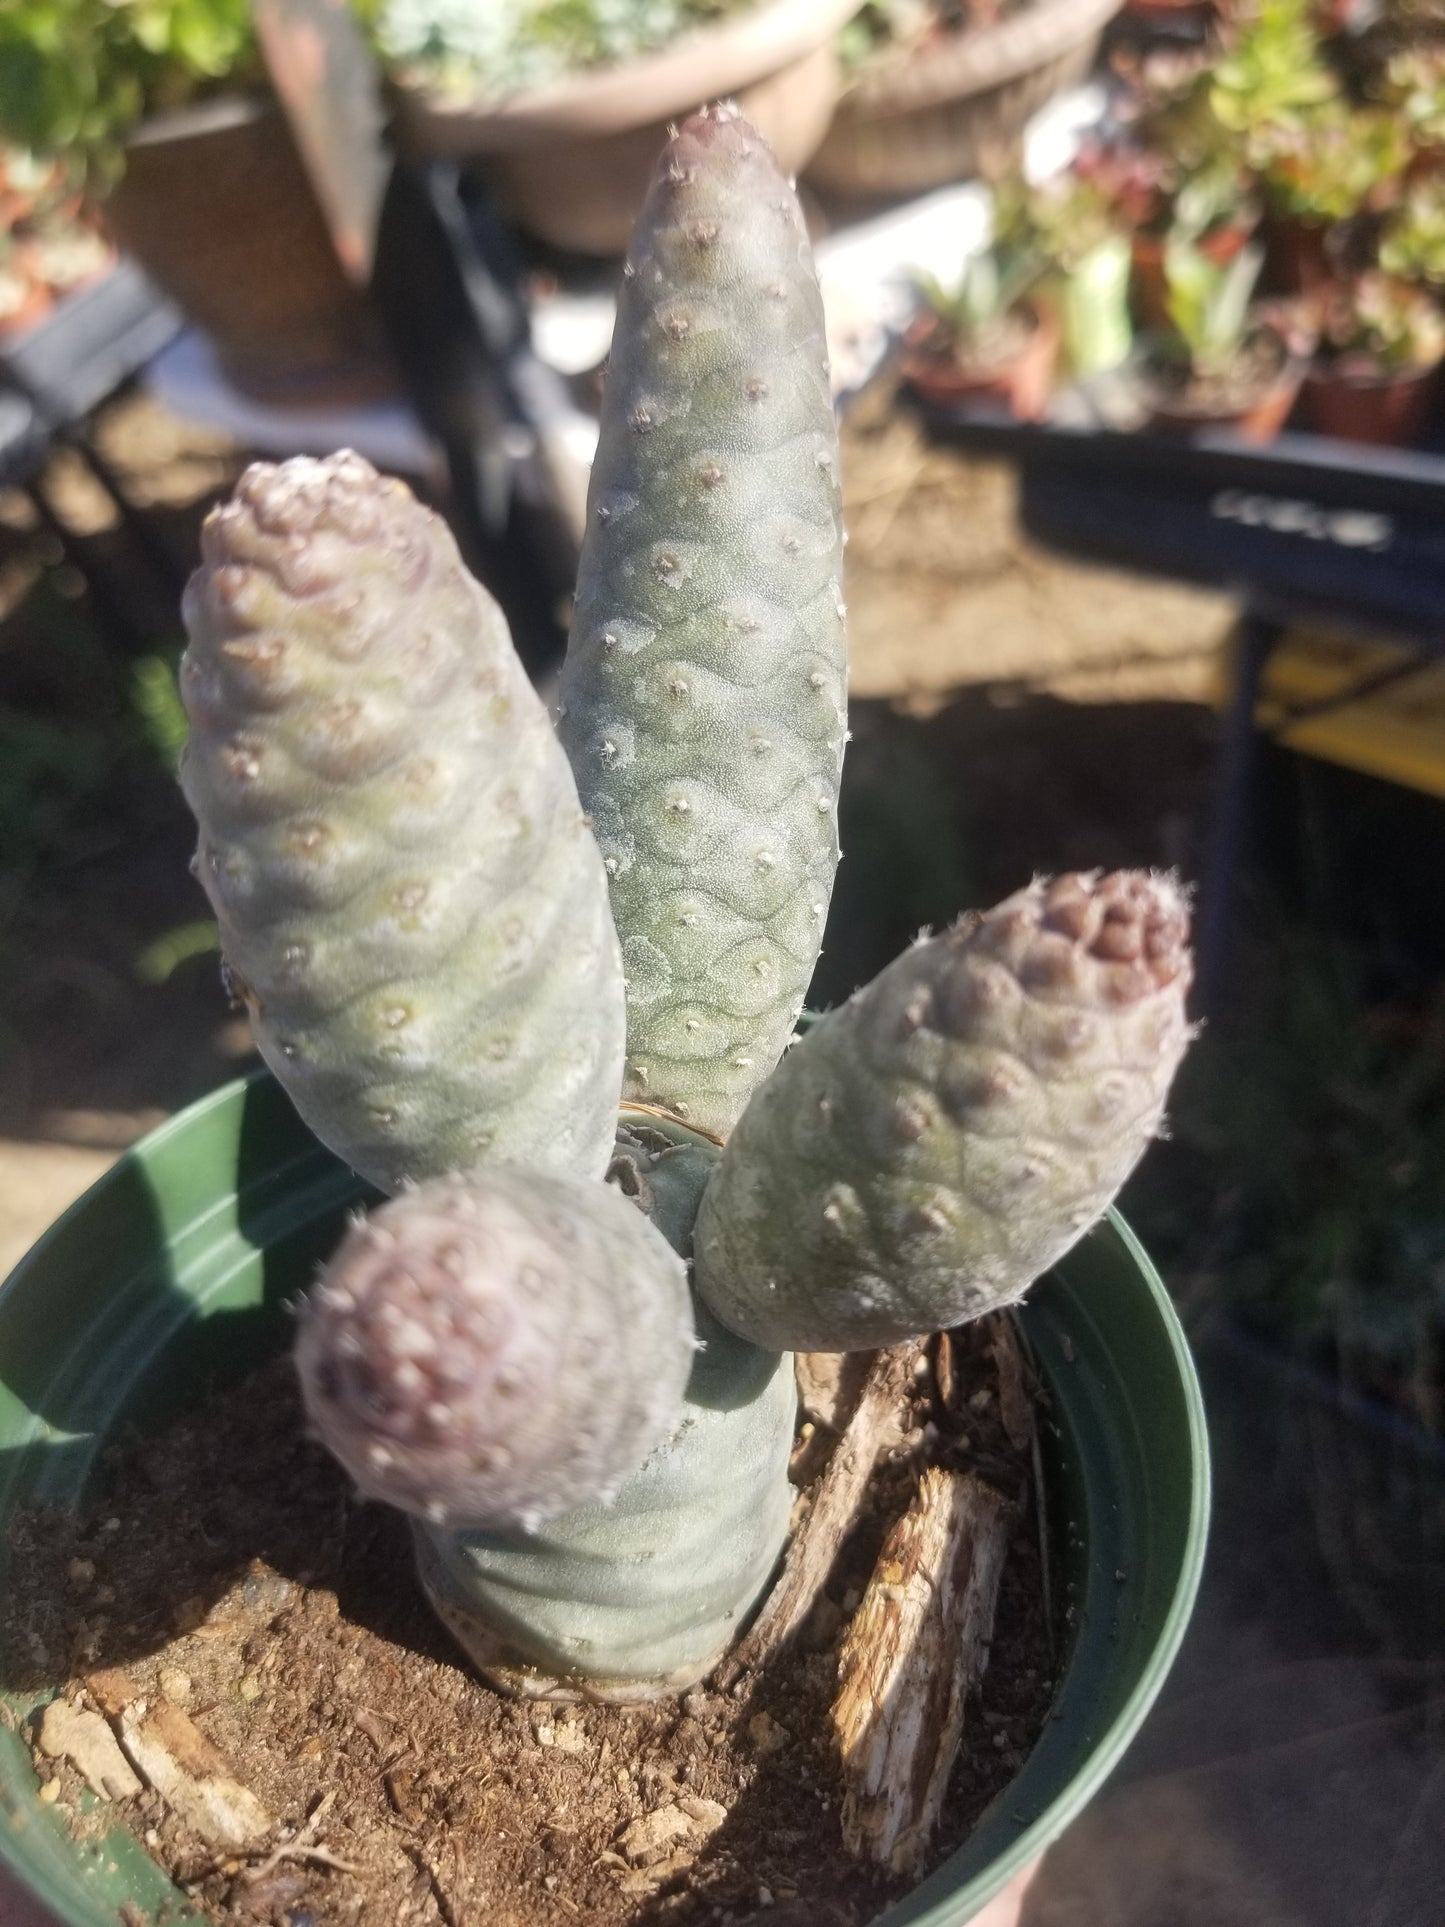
[[558, 105, 848, 1135], [694, 872, 1195, 1351], [180, 451, 626, 1193], [414, 1116, 796, 1699], [295, 1168, 694, 1534]]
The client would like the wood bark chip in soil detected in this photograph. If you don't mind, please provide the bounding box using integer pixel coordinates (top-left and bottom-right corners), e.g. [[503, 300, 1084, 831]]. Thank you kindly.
[[3, 1320, 1056, 1926]]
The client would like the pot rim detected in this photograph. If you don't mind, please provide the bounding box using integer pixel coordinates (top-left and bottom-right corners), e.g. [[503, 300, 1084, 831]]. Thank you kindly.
[[835, 0, 1124, 116], [391, 0, 860, 150], [1303, 352, 1445, 393], [0, 1072, 1210, 1927]]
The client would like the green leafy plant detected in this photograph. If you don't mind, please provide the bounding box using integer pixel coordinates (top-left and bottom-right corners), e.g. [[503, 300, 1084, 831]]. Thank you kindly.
[[1380, 177, 1445, 287], [177, 106, 1197, 1705], [1209, 0, 1339, 165], [1161, 235, 1269, 374], [1378, 45, 1445, 150], [1008, 173, 1136, 375], [1261, 102, 1413, 223], [913, 238, 1045, 366], [0, 0, 262, 183]]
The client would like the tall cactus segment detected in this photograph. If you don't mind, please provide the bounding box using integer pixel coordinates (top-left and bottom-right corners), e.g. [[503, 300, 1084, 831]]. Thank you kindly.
[[694, 872, 1195, 1351], [295, 1169, 695, 1534], [180, 452, 627, 1193], [415, 1115, 796, 1700], [558, 104, 848, 1135]]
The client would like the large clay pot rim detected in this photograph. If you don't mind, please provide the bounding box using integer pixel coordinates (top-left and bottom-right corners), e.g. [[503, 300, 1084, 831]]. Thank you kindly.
[[394, 0, 860, 151], [835, 0, 1123, 115]]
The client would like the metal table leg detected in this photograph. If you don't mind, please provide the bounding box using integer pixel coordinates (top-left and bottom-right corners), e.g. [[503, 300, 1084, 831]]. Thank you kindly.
[[1197, 609, 1284, 1008]]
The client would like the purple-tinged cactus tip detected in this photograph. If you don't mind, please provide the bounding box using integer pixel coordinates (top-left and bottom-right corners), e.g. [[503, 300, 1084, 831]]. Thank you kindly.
[[295, 1170, 694, 1534]]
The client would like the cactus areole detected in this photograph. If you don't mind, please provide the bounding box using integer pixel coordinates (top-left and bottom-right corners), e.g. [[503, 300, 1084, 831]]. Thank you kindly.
[[176, 107, 1198, 1709]]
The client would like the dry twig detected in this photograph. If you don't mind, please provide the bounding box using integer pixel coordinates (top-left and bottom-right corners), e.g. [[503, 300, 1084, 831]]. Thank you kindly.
[[714, 1343, 919, 1688], [833, 1467, 1015, 1876]]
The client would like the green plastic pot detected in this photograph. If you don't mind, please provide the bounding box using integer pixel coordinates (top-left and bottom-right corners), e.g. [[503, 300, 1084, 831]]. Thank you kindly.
[[0, 1072, 1209, 1926]]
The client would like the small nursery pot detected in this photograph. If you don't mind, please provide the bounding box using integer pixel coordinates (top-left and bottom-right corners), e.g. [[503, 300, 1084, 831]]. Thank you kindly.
[[0, 1073, 1208, 1927], [901, 304, 1062, 421], [1301, 357, 1444, 447], [1135, 337, 1306, 444]]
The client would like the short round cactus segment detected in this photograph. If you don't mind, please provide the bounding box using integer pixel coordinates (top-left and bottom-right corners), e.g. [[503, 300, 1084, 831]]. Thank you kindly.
[[559, 106, 847, 1135], [180, 450, 627, 1193], [296, 1169, 695, 1533], [694, 871, 1196, 1351], [412, 1117, 795, 1698], [416, 1300, 796, 1699]]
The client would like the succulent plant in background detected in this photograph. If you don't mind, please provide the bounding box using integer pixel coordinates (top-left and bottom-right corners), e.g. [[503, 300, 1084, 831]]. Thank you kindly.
[[1380, 176, 1445, 287], [1159, 236, 1272, 378], [905, 220, 1060, 418], [1377, 45, 1445, 153], [1008, 172, 1136, 378], [1207, 0, 1340, 172], [0, 0, 262, 185], [1259, 102, 1413, 225], [1316, 268, 1445, 372], [911, 230, 1047, 371], [179, 105, 1197, 1708]]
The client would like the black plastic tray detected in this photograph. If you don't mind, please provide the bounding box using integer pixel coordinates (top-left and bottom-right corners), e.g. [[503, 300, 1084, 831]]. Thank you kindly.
[[913, 398, 1445, 653]]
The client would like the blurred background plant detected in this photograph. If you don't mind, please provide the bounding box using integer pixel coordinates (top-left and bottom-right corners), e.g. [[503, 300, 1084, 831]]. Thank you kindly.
[[1315, 268, 1445, 371], [837, 0, 1027, 68], [0, 0, 262, 188]]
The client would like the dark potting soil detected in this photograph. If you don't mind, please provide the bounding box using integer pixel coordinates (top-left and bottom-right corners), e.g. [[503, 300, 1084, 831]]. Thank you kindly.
[[3, 1325, 1054, 1927]]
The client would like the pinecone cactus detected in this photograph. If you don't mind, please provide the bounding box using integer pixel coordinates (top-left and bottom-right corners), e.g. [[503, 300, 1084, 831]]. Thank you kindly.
[[180, 451, 626, 1194], [693, 872, 1195, 1351], [171, 107, 1199, 1709], [558, 102, 847, 1136]]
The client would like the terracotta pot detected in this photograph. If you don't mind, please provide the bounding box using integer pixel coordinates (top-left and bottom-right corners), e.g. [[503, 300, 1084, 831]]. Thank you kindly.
[[1131, 220, 1254, 331], [807, 0, 1125, 202], [1261, 213, 1335, 295], [1301, 357, 1443, 445], [102, 96, 391, 407], [390, 0, 858, 255], [902, 304, 1062, 420]]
